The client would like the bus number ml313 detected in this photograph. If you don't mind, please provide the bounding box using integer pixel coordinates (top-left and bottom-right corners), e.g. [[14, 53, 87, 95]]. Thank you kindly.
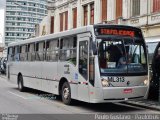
[[108, 77, 125, 82]]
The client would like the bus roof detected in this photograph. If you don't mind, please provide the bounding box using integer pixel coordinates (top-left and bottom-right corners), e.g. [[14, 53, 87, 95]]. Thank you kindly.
[[8, 24, 141, 47], [8, 25, 93, 47]]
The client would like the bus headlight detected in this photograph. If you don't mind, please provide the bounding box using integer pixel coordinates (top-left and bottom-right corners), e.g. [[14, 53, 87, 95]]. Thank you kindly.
[[144, 79, 148, 85], [101, 79, 109, 87]]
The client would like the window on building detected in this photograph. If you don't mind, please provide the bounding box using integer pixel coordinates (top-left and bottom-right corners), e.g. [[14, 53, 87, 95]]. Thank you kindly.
[[116, 0, 122, 19], [64, 11, 68, 30], [50, 16, 54, 33], [132, 0, 140, 16], [73, 7, 77, 28], [101, 0, 107, 22], [84, 5, 88, 26], [65, 11, 68, 30], [59, 11, 68, 31], [153, 0, 160, 13], [90, 3, 94, 25]]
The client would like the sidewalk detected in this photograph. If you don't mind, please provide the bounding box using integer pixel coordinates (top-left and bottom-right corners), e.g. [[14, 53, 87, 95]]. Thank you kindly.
[[125, 99, 160, 111]]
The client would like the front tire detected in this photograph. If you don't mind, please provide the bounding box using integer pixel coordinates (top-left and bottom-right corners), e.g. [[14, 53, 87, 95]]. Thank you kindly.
[[61, 82, 72, 105], [18, 75, 25, 92]]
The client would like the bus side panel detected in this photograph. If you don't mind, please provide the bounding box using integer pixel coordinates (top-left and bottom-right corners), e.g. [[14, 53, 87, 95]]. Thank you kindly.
[[19, 62, 30, 87], [8, 62, 19, 84], [29, 62, 42, 90], [20, 62, 42, 91], [41, 62, 58, 94], [57, 61, 78, 99], [69, 64, 79, 100]]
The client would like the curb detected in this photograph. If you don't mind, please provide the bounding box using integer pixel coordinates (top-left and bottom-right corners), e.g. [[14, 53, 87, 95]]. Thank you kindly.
[[124, 101, 160, 111]]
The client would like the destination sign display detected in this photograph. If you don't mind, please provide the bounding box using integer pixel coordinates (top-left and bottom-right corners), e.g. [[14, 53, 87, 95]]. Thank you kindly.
[[94, 27, 142, 38], [100, 29, 135, 37]]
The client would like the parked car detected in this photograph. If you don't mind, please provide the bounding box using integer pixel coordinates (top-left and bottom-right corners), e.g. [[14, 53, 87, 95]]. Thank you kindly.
[[0, 57, 7, 74]]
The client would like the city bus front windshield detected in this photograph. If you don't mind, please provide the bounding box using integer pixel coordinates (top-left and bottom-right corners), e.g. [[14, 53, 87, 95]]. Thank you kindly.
[[98, 37, 147, 76]]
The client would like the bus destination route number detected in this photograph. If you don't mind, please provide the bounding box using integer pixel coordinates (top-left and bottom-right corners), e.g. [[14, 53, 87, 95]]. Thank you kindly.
[[108, 77, 125, 82]]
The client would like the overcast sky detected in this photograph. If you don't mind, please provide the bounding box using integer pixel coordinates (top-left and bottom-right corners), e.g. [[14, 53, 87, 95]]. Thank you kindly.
[[0, 0, 5, 43], [0, 0, 5, 9]]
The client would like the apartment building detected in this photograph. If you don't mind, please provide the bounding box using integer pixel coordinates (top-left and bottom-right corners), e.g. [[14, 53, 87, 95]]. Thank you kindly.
[[5, 0, 48, 45]]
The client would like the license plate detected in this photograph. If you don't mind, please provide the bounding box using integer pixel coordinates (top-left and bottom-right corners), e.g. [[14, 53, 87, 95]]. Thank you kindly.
[[123, 89, 132, 94]]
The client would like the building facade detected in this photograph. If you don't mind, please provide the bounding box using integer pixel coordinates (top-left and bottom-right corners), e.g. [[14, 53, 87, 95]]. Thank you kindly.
[[5, 0, 48, 45], [38, 0, 160, 41]]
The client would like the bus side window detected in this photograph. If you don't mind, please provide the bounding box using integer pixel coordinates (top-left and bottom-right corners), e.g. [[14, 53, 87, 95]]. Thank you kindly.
[[27, 44, 30, 61], [14, 46, 20, 61], [12, 47, 15, 61], [50, 40, 59, 61], [60, 38, 65, 60], [28, 43, 35, 61], [73, 37, 77, 48], [79, 41, 88, 80], [46, 40, 59, 61], [70, 37, 77, 65], [60, 39, 63, 49], [59, 38, 67, 61], [36, 42, 45, 61], [20, 45, 27, 61], [35, 43, 40, 61], [8, 47, 13, 61], [46, 41, 50, 61], [59, 36, 77, 65]]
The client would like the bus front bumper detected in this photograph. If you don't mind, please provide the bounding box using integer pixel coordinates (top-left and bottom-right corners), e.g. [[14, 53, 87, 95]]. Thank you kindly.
[[89, 86, 148, 103]]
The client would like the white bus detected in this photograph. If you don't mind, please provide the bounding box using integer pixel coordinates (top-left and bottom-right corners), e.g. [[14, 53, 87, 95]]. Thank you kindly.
[[7, 24, 149, 104]]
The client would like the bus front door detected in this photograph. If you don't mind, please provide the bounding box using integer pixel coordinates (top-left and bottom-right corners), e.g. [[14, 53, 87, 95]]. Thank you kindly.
[[77, 36, 90, 102]]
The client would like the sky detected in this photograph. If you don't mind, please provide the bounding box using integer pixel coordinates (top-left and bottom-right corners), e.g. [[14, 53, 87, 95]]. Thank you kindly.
[[0, 0, 5, 43]]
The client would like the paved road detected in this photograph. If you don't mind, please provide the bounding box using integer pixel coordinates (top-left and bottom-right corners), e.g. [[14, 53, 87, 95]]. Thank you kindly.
[[0, 75, 159, 120]]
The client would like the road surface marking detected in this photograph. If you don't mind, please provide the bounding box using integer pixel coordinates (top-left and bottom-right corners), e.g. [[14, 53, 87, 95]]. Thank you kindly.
[[8, 91, 28, 99]]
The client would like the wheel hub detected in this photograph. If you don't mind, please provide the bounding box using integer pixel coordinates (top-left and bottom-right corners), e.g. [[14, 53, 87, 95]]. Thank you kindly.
[[63, 87, 69, 99], [18, 82, 22, 89]]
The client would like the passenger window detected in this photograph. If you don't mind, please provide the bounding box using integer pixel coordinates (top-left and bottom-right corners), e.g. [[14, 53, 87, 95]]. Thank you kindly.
[[28, 43, 35, 61], [8, 47, 14, 61], [79, 41, 88, 80], [20, 45, 27, 61], [12, 47, 15, 61], [14, 46, 20, 61], [36, 42, 45, 61], [59, 36, 77, 65], [46, 40, 59, 61]]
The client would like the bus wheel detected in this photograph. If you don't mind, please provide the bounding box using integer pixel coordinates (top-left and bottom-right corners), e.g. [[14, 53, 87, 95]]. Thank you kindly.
[[18, 75, 25, 92], [61, 82, 72, 105]]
